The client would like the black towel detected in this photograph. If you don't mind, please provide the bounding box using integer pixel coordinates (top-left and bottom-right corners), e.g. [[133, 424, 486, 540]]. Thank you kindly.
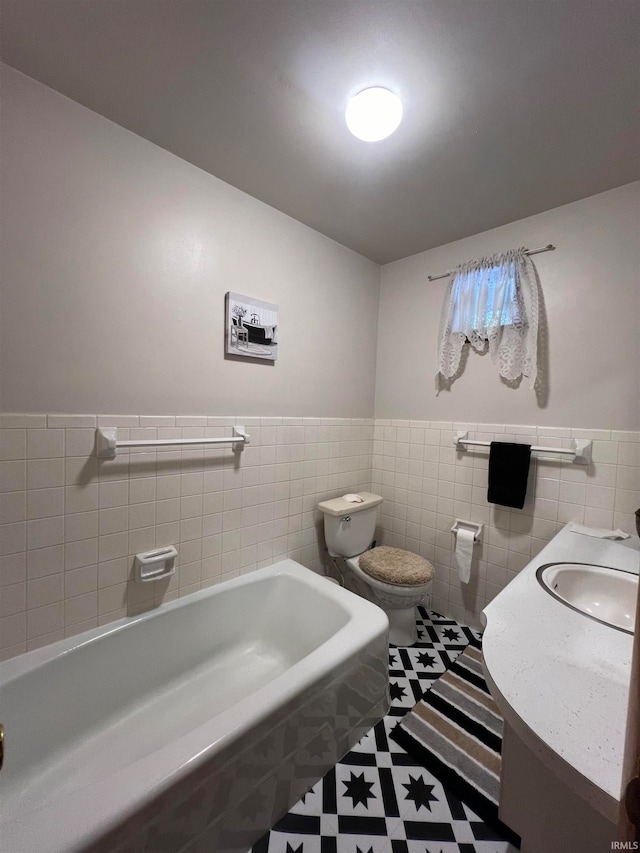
[[487, 442, 531, 509]]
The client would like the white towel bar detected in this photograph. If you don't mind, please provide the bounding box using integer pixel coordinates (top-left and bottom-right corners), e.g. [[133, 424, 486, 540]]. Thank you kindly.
[[454, 432, 591, 465], [95, 426, 250, 458]]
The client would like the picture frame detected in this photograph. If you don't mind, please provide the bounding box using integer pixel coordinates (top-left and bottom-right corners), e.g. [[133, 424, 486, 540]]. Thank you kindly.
[[225, 292, 278, 361]]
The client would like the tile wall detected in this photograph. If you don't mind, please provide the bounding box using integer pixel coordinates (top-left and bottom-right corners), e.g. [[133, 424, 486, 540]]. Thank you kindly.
[[371, 420, 640, 627], [0, 414, 373, 660], [1, 414, 638, 658]]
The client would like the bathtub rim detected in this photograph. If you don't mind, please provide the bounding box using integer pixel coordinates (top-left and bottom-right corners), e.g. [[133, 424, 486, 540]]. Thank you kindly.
[[0, 560, 384, 678], [0, 560, 389, 852]]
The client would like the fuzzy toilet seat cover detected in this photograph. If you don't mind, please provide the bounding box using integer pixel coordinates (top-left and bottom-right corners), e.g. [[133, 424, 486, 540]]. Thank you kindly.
[[359, 545, 434, 586]]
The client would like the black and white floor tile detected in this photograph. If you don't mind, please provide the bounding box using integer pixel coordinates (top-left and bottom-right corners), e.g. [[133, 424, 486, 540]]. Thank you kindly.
[[250, 609, 518, 853]]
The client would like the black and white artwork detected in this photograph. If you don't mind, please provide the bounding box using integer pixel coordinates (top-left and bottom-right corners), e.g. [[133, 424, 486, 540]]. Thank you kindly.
[[225, 292, 278, 361]]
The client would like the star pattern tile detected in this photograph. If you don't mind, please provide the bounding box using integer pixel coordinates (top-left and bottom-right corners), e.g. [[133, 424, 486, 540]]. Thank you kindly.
[[249, 608, 518, 853]]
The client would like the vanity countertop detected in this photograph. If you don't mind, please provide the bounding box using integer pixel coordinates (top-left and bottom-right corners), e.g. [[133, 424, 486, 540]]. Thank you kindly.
[[481, 524, 640, 824]]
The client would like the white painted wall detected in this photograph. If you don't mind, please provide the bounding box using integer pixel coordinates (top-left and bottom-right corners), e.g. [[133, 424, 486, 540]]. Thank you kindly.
[[374, 182, 640, 429], [3, 67, 638, 431], [0, 67, 380, 417]]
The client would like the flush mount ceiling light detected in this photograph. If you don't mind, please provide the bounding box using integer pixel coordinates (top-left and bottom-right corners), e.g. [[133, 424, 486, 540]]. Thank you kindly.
[[345, 87, 403, 142]]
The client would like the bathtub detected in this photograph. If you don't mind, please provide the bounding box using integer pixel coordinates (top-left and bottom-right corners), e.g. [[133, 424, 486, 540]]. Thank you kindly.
[[0, 560, 389, 853]]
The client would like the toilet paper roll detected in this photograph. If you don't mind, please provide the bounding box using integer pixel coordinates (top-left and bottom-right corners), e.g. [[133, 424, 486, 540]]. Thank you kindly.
[[454, 528, 474, 584]]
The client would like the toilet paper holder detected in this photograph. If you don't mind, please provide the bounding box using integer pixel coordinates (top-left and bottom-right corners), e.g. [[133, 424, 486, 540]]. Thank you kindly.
[[450, 519, 483, 543]]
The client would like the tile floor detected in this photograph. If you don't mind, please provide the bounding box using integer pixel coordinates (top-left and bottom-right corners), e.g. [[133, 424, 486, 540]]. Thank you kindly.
[[250, 608, 519, 853]]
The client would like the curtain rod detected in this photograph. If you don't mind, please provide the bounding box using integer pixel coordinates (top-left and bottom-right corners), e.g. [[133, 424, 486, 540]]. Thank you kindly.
[[427, 244, 556, 282]]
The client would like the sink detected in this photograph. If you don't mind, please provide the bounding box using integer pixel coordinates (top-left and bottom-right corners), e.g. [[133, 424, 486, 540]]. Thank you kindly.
[[537, 562, 638, 634]]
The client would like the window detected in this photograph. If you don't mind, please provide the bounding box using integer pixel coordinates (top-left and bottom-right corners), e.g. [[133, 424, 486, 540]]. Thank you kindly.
[[449, 261, 523, 335], [435, 248, 539, 391]]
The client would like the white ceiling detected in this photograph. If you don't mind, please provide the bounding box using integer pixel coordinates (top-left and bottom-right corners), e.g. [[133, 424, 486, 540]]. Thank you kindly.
[[2, 0, 638, 264]]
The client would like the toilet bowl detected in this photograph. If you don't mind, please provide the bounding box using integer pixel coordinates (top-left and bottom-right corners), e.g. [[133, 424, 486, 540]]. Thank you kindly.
[[317, 492, 434, 646]]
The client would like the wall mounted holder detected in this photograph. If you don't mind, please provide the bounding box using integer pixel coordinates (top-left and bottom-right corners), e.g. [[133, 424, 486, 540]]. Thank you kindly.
[[453, 431, 592, 465], [450, 519, 483, 543], [95, 426, 250, 458], [134, 546, 177, 583]]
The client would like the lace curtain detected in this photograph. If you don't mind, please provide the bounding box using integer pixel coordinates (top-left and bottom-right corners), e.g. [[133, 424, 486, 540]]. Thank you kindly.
[[435, 247, 539, 391]]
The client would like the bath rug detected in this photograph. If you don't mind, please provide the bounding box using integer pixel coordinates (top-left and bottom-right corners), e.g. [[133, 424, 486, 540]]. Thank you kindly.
[[390, 641, 521, 846]]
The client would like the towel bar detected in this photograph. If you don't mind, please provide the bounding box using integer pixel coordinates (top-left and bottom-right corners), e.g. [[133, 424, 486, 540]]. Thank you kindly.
[[95, 426, 250, 458], [454, 432, 592, 465]]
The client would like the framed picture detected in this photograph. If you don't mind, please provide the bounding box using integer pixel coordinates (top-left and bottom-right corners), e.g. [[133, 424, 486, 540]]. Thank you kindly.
[[225, 292, 278, 361]]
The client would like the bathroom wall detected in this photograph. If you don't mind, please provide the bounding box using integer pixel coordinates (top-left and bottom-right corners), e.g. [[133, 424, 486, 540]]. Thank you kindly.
[[373, 183, 639, 625], [0, 413, 373, 660], [0, 66, 380, 417], [1, 67, 639, 655], [0, 68, 380, 660], [371, 419, 640, 627], [374, 181, 640, 430]]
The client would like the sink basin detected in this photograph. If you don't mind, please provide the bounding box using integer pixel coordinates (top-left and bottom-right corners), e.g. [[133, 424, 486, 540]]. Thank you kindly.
[[537, 562, 638, 633]]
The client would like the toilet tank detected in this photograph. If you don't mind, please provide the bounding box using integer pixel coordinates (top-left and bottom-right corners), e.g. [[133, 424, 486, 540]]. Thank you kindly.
[[317, 492, 383, 558]]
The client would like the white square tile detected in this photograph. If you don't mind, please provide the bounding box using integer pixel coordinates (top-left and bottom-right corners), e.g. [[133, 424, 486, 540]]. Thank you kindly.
[[180, 494, 203, 520], [179, 538, 202, 564], [98, 581, 127, 615], [65, 618, 98, 638], [583, 507, 614, 529], [27, 516, 64, 550], [27, 458, 64, 490], [0, 552, 26, 586], [99, 480, 129, 508], [98, 506, 128, 536], [0, 612, 27, 648], [155, 521, 180, 548], [65, 564, 97, 598], [27, 601, 64, 639], [65, 429, 97, 457], [128, 526, 155, 555], [0, 581, 26, 618], [558, 481, 586, 505], [65, 592, 98, 626], [617, 466, 640, 491], [180, 517, 202, 542], [65, 484, 99, 514], [129, 477, 156, 504], [27, 544, 64, 579], [1, 460, 27, 492], [0, 491, 26, 524], [27, 629, 64, 651], [557, 501, 585, 524], [615, 489, 640, 514], [27, 487, 64, 520], [157, 474, 182, 499], [0, 429, 26, 461], [585, 484, 615, 510], [65, 511, 99, 542], [65, 538, 98, 571], [591, 440, 619, 464], [27, 429, 64, 459], [66, 456, 100, 486], [27, 573, 64, 609], [98, 532, 128, 562], [129, 502, 157, 529], [98, 558, 128, 589]]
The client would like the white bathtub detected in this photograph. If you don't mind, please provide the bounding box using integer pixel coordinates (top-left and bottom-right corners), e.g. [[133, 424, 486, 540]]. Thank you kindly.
[[0, 560, 389, 852]]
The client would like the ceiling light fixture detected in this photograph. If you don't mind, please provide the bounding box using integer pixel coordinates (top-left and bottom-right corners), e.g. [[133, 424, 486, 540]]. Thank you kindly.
[[345, 87, 403, 142]]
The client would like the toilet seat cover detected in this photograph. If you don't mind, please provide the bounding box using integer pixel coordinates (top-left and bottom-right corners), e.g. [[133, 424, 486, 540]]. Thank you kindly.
[[359, 546, 434, 586]]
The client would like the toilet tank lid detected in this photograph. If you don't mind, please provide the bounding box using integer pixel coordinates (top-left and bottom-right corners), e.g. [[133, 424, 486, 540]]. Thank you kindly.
[[318, 492, 383, 517]]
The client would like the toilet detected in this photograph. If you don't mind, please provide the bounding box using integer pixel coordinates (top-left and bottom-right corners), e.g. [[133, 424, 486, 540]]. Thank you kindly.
[[318, 492, 434, 646]]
